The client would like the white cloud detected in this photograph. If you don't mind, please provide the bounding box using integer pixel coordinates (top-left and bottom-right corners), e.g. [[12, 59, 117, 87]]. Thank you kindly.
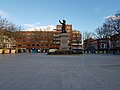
[[23, 24, 35, 28], [105, 15, 120, 20], [0, 9, 7, 16], [23, 23, 55, 31], [106, 15, 115, 19]]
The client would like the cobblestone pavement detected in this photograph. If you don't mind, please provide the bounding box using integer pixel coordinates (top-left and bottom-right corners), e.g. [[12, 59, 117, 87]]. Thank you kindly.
[[0, 53, 120, 90]]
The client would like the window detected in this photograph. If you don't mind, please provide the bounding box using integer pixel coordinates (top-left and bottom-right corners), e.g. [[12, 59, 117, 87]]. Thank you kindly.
[[18, 44, 21, 47], [32, 35, 35, 38], [27, 36, 31, 39], [22, 35, 26, 38], [27, 40, 30, 42], [32, 40, 35, 42], [37, 44, 39, 46], [28, 44, 30, 46], [40, 40, 44, 42], [36, 35, 40, 38], [22, 44, 26, 46], [23, 40, 26, 42], [27, 33, 31, 35], [45, 40, 48, 42], [32, 44, 35, 46], [36, 40, 39, 43]]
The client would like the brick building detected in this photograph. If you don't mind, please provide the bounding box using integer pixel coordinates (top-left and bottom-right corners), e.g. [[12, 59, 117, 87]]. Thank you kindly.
[[16, 24, 82, 53], [83, 37, 94, 53]]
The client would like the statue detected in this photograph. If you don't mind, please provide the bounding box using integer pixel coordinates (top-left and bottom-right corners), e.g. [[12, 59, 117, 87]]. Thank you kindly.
[[59, 19, 67, 33]]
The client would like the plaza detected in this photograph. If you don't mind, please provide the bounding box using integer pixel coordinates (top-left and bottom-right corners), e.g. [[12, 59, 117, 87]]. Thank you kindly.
[[0, 54, 120, 90]]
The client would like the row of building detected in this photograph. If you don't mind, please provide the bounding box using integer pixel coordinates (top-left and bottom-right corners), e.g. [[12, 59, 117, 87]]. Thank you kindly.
[[2, 23, 119, 54], [0, 24, 83, 53], [83, 33, 120, 54]]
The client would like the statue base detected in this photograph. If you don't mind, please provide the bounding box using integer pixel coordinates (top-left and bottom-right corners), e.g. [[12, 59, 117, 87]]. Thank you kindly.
[[59, 33, 69, 50]]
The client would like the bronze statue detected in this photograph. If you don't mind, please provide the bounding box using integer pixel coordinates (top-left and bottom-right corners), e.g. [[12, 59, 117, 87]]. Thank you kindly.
[[59, 20, 67, 33]]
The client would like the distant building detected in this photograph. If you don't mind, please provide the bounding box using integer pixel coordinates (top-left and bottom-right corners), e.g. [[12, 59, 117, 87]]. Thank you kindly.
[[89, 39, 98, 53], [111, 34, 120, 54], [71, 30, 82, 50], [83, 37, 111, 54], [83, 37, 94, 53], [0, 35, 16, 49], [16, 24, 82, 53], [97, 38, 111, 54], [16, 31, 54, 53]]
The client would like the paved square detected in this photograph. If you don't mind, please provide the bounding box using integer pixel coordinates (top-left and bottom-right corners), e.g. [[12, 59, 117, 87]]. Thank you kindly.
[[0, 54, 120, 90]]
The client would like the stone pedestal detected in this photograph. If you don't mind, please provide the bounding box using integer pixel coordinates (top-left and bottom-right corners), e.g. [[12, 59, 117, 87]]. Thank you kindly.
[[59, 33, 69, 50]]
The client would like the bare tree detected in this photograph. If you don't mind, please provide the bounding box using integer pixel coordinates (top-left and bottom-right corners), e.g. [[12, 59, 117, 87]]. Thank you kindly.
[[0, 15, 22, 48], [94, 27, 103, 39], [83, 31, 93, 52], [94, 11, 120, 39], [106, 11, 120, 34], [0, 15, 21, 39], [83, 31, 92, 40]]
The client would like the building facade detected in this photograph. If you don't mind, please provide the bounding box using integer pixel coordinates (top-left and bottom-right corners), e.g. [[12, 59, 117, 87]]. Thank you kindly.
[[111, 34, 120, 54], [83, 38, 111, 54], [83, 37, 94, 53], [0, 35, 16, 49], [16, 24, 82, 53]]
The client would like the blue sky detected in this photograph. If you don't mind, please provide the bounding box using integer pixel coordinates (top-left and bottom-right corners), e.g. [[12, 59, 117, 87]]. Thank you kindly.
[[0, 0, 120, 32]]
